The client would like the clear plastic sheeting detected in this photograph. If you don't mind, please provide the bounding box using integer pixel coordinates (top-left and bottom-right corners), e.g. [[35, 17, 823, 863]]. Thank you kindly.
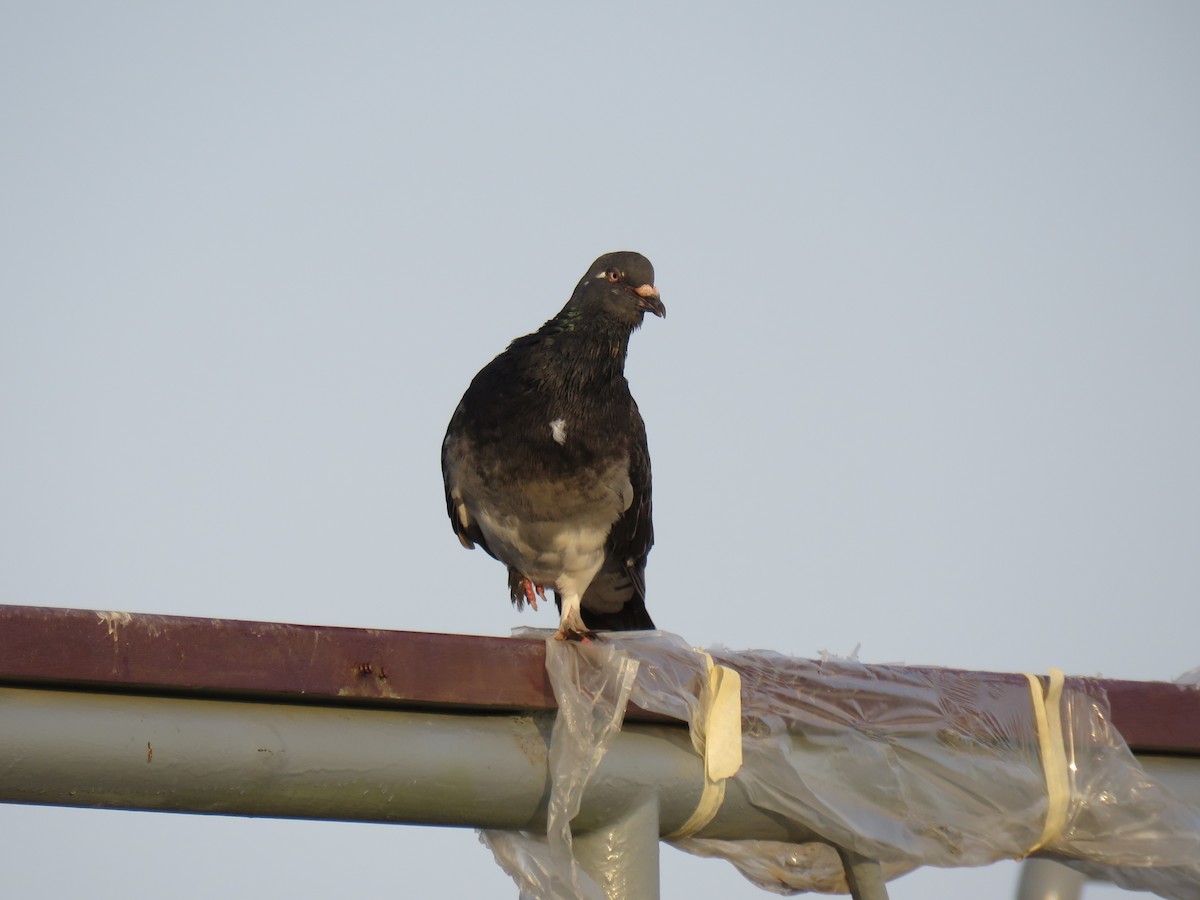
[[483, 630, 1200, 898], [484, 632, 640, 900], [1178, 665, 1200, 686]]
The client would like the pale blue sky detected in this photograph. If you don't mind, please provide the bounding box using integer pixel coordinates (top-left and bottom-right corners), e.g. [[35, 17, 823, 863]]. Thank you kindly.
[[2, 3, 1197, 897]]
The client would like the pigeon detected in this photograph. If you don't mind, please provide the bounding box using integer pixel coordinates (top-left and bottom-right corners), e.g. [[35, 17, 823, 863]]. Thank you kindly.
[[442, 251, 665, 640]]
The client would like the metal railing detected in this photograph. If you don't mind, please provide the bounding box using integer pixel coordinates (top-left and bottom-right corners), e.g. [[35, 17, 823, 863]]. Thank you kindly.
[[1, 604, 1196, 899]]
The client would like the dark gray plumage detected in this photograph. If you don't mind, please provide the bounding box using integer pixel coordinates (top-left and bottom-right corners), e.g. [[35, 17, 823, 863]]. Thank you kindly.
[[442, 251, 664, 639]]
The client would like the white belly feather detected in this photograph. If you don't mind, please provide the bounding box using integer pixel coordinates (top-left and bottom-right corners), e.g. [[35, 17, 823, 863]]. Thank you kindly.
[[474, 509, 610, 597]]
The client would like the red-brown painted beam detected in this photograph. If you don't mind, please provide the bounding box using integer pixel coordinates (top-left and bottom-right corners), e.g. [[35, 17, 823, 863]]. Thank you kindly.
[[0, 604, 557, 712], [0, 604, 1197, 755], [1093, 678, 1200, 756]]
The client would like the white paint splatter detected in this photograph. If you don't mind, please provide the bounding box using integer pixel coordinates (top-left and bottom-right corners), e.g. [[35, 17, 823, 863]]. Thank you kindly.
[[97, 610, 133, 643]]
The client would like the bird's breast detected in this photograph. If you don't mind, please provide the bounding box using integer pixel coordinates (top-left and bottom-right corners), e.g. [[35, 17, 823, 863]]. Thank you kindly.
[[466, 458, 633, 584]]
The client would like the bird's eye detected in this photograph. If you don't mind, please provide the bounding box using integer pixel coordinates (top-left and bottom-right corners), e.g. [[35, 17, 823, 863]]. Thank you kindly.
[[606, 268, 621, 283]]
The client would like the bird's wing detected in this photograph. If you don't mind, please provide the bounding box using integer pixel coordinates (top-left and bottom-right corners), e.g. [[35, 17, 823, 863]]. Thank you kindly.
[[441, 405, 491, 555], [604, 400, 655, 599]]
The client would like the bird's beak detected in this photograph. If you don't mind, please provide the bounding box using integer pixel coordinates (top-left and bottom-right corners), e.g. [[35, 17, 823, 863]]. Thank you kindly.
[[634, 283, 666, 319]]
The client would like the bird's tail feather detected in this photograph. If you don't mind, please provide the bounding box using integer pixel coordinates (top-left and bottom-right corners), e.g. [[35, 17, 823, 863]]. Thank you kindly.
[[578, 595, 656, 632]]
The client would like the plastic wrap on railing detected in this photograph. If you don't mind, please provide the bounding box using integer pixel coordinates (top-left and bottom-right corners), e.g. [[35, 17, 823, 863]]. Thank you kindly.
[[484, 630, 1200, 898], [483, 634, 639, 900]]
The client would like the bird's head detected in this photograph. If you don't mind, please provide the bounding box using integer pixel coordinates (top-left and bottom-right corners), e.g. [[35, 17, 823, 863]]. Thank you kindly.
[[568, 251, 666, 327]]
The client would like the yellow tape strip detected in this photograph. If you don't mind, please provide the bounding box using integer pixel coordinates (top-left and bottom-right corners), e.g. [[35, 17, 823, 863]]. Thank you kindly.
[[1022, 668, 1068, 855], [665, 652, 743, 840]]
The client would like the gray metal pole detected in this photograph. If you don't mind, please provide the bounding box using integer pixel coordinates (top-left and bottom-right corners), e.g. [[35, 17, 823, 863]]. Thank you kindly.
[[0, 684, 813, 839], [1015, 859, 1086, 900], [574, 795, 661, 900], [837, 847, 891, 900], [0, 684, 916, 896]]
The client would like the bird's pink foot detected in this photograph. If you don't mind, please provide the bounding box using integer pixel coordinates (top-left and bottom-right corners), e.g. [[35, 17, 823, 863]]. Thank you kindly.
[[520, 579, 548, 612]]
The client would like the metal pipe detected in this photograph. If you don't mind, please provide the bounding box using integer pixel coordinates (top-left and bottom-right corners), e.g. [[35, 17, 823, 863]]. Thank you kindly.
[[0, 685, 550, 828], [837, 847, 891, 900], [0, 685, 910, 896], [1015, 859, 1086, 900], [0, 685, 811, 841], [574, 795, 661, 900]]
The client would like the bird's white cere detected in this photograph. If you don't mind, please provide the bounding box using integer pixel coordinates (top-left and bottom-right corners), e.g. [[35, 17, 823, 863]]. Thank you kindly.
[[550, 418, 567, 445]]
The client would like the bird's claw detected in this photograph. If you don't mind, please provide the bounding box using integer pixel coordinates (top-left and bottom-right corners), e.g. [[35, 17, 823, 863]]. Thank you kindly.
[[554, 627, 597, 643], [520, 579, 548, 612]]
